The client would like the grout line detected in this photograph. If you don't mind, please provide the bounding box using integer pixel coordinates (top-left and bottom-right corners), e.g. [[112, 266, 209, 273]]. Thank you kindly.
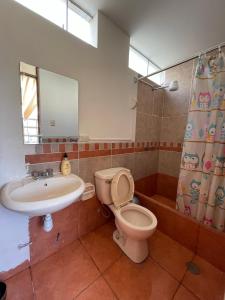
[[147, 230, 200, 299], [171, 261, 189, 299], [148, 253, 180, 283], [73, 274, 102, 299], [77, 225, 122, 300], [102, 252, 124, 275], [172, 251, 199, 300], [102, 275, 120, 300], [103, 277, 120, 300], [78, 238, 102, 275]]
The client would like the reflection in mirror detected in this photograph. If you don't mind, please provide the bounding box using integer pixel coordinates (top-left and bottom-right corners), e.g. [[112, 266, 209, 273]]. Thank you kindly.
[[20, 62, 79, 144]]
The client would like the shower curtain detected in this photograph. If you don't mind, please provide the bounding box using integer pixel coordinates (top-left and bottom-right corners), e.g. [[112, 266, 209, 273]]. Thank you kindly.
[[176, 50, 225, 231]]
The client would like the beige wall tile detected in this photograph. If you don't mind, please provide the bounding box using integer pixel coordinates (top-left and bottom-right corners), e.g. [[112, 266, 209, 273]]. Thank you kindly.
[[79, 156, 111, 184], [27, 161, 61, 174], [134, 150, 159, 180], [135, 112, 151, 141], [163, 60, 193, 117], [137, 82, 154, 115], [27, 160, 78, 176], [158, 151, 182, 177], [160, 115, 187, 143], [153, 89, 164, 117], [71, 160, 79, 175], [111, 153, 135, 174], [151, 116, 161, 142]]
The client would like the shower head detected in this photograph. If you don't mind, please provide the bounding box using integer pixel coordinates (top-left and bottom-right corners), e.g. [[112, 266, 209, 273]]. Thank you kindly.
[[153, 80, 179, 91], [168, 80, 179, 91]]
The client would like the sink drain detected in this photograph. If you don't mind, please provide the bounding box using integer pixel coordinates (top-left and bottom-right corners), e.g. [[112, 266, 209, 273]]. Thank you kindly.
[[186, 261, 200, 275]]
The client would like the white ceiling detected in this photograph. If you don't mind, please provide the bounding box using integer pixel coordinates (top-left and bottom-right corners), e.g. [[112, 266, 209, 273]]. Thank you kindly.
[[75, 0, 225, 69]]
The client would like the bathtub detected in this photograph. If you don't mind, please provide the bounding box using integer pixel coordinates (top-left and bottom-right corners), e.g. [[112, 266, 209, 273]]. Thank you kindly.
[[134, 187, 225, 273]]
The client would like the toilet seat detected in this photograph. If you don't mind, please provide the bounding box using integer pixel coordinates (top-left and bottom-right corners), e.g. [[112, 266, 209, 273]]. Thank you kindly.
[[111, 169, 134, 209], [116, 203, 157, 231]]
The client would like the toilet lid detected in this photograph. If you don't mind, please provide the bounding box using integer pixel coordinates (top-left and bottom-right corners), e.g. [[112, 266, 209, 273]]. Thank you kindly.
[[111, 169, 134, 208]]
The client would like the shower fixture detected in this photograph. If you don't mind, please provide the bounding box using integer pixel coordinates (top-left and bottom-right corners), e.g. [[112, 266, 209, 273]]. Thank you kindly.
[[153, 80, 179, 91], [134, 76, 178, 92]]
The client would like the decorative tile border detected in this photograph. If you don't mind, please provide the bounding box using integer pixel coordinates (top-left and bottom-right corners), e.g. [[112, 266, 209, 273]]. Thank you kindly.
[[25, 141, 183, 164], [159, 142, 183, 152]]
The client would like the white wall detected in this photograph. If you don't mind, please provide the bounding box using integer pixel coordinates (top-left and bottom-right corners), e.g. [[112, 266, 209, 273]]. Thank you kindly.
[[0, 0, 136, 272], [39, 68, 79, 138]]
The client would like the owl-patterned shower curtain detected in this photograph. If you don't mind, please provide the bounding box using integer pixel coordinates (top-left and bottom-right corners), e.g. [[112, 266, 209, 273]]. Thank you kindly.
[[176, 51, 225, 231]]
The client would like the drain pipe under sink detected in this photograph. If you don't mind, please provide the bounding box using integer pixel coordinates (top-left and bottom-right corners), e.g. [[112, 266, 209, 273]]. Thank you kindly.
[[43, 214, 53, 232]]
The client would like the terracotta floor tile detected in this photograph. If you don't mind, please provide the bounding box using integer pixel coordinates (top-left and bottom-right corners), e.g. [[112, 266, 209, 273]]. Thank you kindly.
[[148, 230, 194, 281], [32, 240, 100, 300], [104, 255, 179, 300], [183, 255, 225, 300], [75, 277, 116, 300], [5, 269, 33, 300], [80, 222, 122, 272], [173, 285, 199, 300]]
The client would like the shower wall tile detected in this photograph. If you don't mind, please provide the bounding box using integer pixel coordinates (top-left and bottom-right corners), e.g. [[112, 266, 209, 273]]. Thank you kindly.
[[163, 89, 189, 117], [134, 150, 159, 180], [163, 60, 193, 117], [136, 113, 151, 141], [151, 116, 161, 142], [137, 81, 154, 115], [158, 150, 182, 178], [136, 80, 157, 142], [160, 115, 187, 143], [153, 89, 164, 117]]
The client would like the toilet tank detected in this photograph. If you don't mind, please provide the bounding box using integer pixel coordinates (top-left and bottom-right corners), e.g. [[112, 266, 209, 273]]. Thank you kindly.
[[95, 167, 130, 205]]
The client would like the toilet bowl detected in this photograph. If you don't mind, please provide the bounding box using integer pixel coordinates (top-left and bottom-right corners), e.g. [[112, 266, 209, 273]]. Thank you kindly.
[[95, 167, 157, 263]]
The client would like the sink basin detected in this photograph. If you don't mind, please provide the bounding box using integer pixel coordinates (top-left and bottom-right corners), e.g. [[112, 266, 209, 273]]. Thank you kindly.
[[1, 174, 85, 217]]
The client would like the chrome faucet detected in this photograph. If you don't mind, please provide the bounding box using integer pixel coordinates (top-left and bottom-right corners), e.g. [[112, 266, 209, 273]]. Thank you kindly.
[[31, 168, 54, 180]]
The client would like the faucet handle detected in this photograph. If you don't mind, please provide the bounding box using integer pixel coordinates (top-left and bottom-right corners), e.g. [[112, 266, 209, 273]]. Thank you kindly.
[[31, 170, 39, 179], [46, 168, 54, 177]]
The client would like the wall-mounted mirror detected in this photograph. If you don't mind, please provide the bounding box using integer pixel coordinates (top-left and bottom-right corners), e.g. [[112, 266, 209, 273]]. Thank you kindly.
[[20, 62, 79, 144]]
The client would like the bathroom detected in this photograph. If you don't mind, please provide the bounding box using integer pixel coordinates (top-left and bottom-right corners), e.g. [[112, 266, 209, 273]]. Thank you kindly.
[[0, 0, 225, 299]]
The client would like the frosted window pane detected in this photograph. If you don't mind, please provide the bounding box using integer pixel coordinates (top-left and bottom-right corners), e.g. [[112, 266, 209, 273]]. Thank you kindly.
[[129, 47, 148, 76], [147, 61, 165, 85], [68, 6, 92, 44]]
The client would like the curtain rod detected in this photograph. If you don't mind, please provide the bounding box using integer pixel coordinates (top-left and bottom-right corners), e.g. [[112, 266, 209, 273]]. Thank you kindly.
[[138, 41, 225, 82]]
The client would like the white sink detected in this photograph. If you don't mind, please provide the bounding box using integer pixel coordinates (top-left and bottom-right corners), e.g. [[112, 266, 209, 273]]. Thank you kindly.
[[1, 174, 85, 217]]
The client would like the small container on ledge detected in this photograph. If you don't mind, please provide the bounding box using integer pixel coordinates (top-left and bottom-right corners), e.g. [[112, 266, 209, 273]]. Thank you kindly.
[[61, 153, 71, 176]]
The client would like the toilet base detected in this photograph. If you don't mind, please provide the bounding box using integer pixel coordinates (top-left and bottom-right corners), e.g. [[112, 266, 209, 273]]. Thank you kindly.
[[113, 230, 149, 263]]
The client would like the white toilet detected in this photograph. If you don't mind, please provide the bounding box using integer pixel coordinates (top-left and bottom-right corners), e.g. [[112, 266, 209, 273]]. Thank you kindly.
[[95, 167, 157, 263]]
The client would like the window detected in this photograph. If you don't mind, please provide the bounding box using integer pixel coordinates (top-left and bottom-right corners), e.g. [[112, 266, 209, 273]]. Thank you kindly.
[[14, 0, 96, 47], [128, 46, 164, 85], [68, 2, 92, 45]]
